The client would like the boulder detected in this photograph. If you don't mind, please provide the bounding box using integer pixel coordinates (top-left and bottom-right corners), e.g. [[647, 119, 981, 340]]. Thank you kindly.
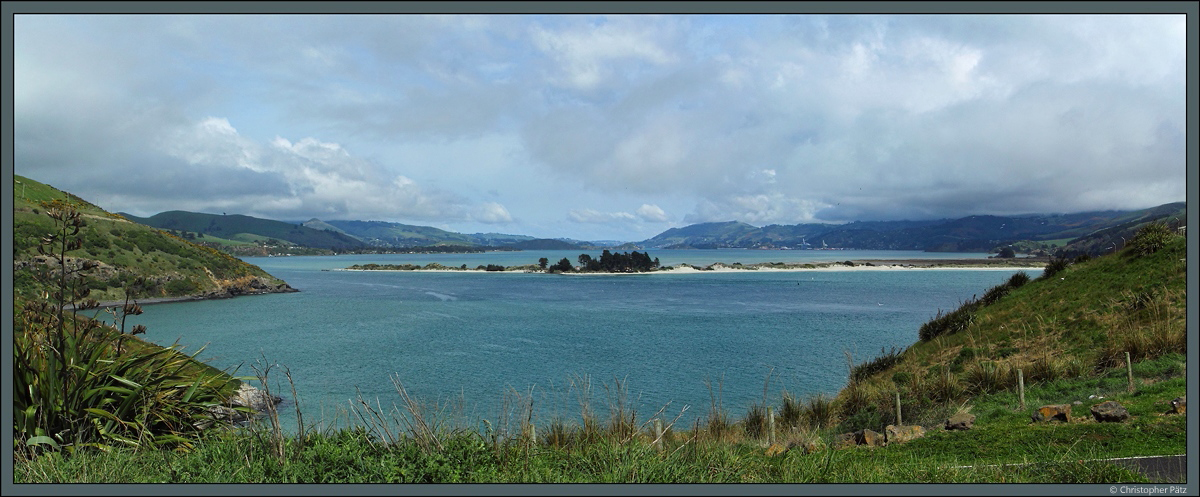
[[1170, 396, 1186, 415], [1090, 401, 1130, 423], [765, 443, 788, 457], [854, 428, 885, 447], [231, 383, 283, 412], [944, 413, 976, 431], [788, 439, 823, 455], [1032, 404, 1071, 423], [885, 424, 926, 445]]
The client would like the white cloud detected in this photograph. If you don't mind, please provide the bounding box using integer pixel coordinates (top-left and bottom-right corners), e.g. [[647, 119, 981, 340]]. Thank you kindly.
[[150, 116, 504, 223], [473, 202, 514, 224], [531, 16, 677, 91], [686, 194, 832, 226], [636, 204, 669, 222], [568, 208, 637, 224]]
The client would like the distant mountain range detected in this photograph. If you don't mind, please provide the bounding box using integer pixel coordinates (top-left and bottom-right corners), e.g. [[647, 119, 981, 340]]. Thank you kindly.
[[639, 203, 1187, 254], [119, 202, 1186, 257]]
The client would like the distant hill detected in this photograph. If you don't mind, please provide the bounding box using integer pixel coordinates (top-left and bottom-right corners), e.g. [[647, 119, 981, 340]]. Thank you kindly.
[[638, 203, 1186, 254], [312, 219, 477, 247], [641, 221, 760, 249], [468, 232, 538, 246], [1055, 202, 1187, 258], [122, 211, 366, 251], [301, 218, 355, 238], [506, 238, 582, 250], [13, 175, 294, 302]]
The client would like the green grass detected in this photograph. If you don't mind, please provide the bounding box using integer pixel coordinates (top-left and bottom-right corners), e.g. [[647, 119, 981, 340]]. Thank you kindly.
[[13, 175, 290, 301], [16, 365, 1174, 483]]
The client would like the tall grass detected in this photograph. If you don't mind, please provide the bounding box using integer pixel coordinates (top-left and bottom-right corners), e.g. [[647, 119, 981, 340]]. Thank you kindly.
[[13, 201, 238, 455]]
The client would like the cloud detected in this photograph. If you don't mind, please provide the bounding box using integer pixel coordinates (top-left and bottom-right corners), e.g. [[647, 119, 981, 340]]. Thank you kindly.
[[473, 202, 514, 224], [530, 15, 678, 92], [636, 204, 670, 222], [568, 208, 637, 224], [12, 13, 1187, 242], [685, 194, 831, 226]]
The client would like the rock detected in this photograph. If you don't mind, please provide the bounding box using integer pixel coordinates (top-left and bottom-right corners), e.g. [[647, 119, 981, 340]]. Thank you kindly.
[[854, 428, 885, 447], [765, 443, 788, 457], [1170, 396, 1186, 414], [1032, 404, 1071, 423], [1090, 401, 1130, 423], [1073, 401, 1083, 405], [788, 439, 823, 455], [885, 424, 926, 444], [944, 413, 976, 431], [231, 383, 283, 412], [197, 383, 283, 428]]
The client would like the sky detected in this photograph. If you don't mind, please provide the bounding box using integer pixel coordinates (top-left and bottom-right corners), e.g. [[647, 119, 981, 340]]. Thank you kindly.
[[11, 8, 1189, 242]]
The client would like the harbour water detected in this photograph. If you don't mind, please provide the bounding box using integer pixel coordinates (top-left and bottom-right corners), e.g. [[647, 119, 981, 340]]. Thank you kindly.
[[128, 249, 1032, 433]]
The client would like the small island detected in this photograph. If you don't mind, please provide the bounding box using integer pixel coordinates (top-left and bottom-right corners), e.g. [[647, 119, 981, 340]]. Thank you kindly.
[[342, 250, 1050, 273]]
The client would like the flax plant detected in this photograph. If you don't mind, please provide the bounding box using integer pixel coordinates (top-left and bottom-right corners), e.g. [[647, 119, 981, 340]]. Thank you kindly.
[[13, 201, 235, 455]]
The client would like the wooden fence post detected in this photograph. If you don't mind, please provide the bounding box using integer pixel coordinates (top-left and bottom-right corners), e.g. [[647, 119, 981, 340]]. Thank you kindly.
[[1126, 351, 1135, 392], [654, 418, 664, 453], [895, 391, 903, 426], [767, 407, 776, 445], [1018, 369, 1025, 410]]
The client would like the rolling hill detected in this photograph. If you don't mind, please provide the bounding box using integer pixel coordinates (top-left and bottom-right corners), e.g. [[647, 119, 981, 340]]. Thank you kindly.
[[122, 211, 366, 251], [13, 175, 296, 302]]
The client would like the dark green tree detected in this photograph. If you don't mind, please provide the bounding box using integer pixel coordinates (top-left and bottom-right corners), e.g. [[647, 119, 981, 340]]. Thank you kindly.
[[550, 258, 574, 272], [538, 257, 549, 269]]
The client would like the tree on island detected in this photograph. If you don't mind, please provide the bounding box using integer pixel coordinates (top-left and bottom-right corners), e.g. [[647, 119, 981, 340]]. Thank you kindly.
[[550, 258, 574, 273], [997, 247, 1016, 258], [538, 257, 548, 269]]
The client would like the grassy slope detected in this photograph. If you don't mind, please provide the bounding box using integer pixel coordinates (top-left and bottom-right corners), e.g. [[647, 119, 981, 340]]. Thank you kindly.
[[13, 175, 290, 302], [829, 233, 1186, 459], [322, 219, 478, 247], [122, 210, 365, 250]]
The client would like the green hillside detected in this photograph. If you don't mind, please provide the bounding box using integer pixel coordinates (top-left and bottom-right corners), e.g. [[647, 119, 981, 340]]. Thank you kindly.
[[832, 223, 1186, 436], [122, 211, 365, 251], [13, 175, 295, 302], [642, 221, 760, 248], [318, 219, 477, 247]]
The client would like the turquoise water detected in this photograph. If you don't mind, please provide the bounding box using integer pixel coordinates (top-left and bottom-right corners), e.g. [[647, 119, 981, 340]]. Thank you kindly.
[[128, 249, 1028, 433]]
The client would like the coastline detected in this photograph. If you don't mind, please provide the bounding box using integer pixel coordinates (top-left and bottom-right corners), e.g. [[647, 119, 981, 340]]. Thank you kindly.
[[337, 257, 1048, 274], [87, 284, 299, 309]]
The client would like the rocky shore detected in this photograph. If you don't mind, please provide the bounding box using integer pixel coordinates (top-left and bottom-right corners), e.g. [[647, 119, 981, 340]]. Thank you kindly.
[[89, 276, 298, 309], [199, 382, 284, 429]]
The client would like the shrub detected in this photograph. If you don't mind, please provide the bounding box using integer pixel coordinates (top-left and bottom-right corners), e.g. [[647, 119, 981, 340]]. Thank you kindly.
[[918, 299, 978, 341], [1007, 271, 1030, 288], [963, 360, 1012, 395], [779, 392, 803, 428], [850, 346, 904, 382], [743, 403, 766, 439], [978, 283, 1011, 306], [1126, 222, 1175, 257], [1041, 257, 1070, 279]]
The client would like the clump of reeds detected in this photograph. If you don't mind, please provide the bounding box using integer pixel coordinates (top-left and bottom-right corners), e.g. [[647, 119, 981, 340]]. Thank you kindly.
[[14, 200, 236, 456], [849, 346, 904, 382]]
